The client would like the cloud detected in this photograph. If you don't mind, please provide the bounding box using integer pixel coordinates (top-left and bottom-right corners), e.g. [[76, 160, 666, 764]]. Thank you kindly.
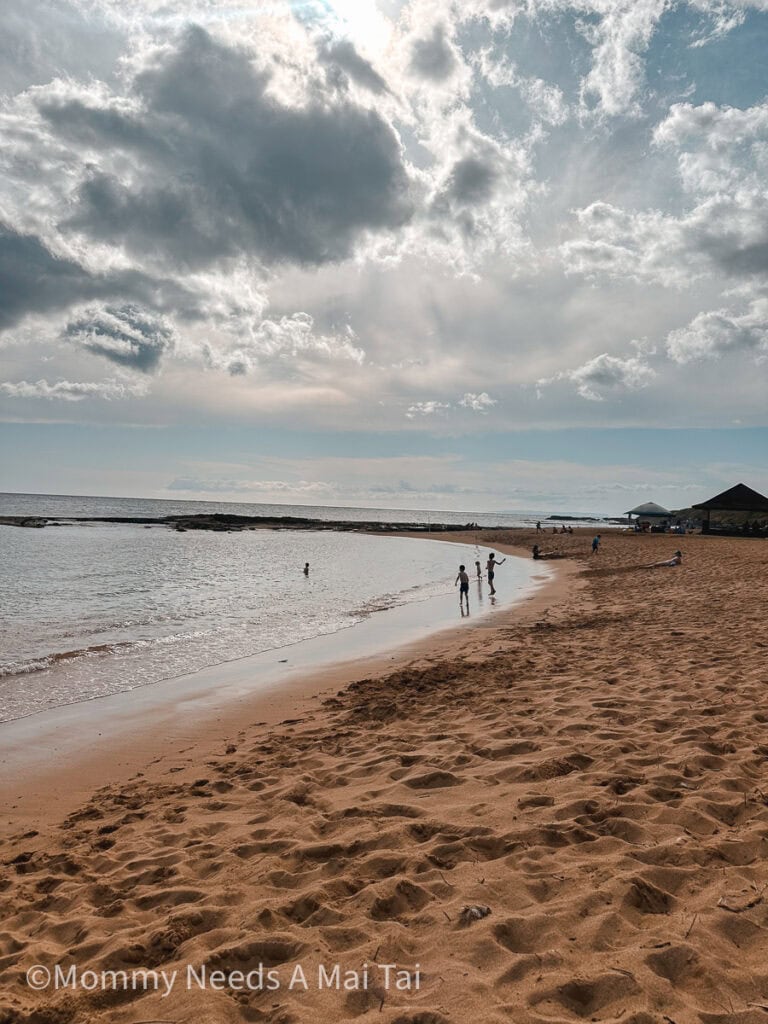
[[0, 377, 149, 401], [44, 26, 414, 269], [667, 301, 768, 362], [579, 0, 667, 117], [0, 223, 188, 331], [443, 156, 498, 206], [317, 38, 390, 94], [541, 352, 656, 401], [405, 400, 451, 418], [654, 100, 768, 194], [560, 192, 768, 286], [473, 49, 569, 126], [409, 24, 458, 82], [0, 0, 125, 95], [458, 392, 497, 411], [64, 304, 175, 373], [562, 97, 768, 291], [558, 202, 687, 284], [687, 0, 768, 45], [403, 393, 497, 418], [166, 476, 335, 495], [200, 312, 365, 377], [654, 100, 768, 153]]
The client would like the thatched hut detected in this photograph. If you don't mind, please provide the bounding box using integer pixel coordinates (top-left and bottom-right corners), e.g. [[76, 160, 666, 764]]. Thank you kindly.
[[693, 483, 768, 535]]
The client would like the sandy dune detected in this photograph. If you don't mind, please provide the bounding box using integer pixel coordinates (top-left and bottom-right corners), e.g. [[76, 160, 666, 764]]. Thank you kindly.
[[1, 530, 767, 1024]]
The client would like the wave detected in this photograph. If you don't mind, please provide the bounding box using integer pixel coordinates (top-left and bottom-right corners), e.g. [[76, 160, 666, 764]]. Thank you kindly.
[[0, 641, 132, 678], [0, 630, 212, 680]]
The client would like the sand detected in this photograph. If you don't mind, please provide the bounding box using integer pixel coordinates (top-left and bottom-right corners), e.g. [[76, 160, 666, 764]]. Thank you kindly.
[[1, 530, 767, 1024]]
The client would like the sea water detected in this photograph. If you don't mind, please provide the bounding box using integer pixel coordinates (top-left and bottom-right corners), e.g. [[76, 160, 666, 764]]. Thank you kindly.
[[0, 515, 541, 723]]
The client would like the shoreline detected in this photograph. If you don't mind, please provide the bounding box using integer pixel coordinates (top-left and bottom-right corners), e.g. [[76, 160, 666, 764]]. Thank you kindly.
[[0, 534, 567, 826]]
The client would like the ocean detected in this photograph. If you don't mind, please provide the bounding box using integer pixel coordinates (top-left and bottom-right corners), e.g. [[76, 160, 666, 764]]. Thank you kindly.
[[0, 493, 576, 724]]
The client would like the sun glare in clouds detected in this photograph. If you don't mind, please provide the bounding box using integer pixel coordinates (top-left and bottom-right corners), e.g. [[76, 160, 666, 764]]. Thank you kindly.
[[318, 0, 392, 53]]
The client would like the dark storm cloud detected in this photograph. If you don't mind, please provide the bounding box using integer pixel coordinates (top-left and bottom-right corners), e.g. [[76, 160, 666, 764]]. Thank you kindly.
[[409, 25, 457, 81], [64, 304, 175, 373], [0, 225, 97, 329], [42, 26, 413, 269], [0, 223, 192, 330], [444, 157, 498, 205], [427, 156, 500, 241], [35, 97, 162, 153], [317, 38, 390, 94]]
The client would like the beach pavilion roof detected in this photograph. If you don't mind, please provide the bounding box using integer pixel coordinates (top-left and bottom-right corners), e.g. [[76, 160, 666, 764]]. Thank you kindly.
[[626, 502, 672, 518], [692, 483, 768, 513]]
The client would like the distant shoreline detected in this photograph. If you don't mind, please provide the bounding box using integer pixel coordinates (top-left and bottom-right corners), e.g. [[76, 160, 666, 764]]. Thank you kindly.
[[0, 512, 489, 533]]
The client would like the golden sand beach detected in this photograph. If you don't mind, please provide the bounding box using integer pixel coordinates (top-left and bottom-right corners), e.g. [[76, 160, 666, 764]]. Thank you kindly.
[[1, 529, 767, 1024]]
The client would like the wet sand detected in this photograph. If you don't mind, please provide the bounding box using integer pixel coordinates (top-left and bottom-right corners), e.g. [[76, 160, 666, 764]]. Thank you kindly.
[[1, 530, 767, 1024]]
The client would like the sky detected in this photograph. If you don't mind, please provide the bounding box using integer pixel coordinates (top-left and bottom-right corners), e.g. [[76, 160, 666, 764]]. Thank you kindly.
[[1, 0, 767, 515]]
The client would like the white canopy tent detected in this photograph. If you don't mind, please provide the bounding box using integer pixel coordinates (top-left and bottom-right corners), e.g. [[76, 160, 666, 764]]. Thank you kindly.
[[626, 502, 672, 519]]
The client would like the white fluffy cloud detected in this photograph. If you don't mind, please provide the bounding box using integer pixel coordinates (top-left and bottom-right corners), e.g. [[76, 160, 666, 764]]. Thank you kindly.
[[579, 0, 667, 118], [562, 95, 768, 293], [459, 391, 497, 411], [654, 99, 768, 193], [540, 352, 656, 401], [405, 400, 451, 418], [199, 313, 365, 378], [667, 301, 768, 362]]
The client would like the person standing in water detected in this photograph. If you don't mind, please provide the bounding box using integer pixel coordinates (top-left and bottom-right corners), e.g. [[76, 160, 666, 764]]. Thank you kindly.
[[455, 564, 470, 612], [486, 552, 506, 595], [474, 560, 482, 579]]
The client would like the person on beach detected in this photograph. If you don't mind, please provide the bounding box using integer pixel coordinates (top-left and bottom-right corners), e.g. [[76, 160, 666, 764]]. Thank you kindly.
[[475, 560, 482, 579], [486, 553, 506, 594], [646, 550, 682, 568], [591, 534, 601, 554], [303, 562, 310, 575], [536, 521, 542, 532], [455, 564, 470, 611]]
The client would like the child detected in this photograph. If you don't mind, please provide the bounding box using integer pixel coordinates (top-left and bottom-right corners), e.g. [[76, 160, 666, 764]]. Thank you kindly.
[[474, 560, 482, 579], [486, 552, 506, 595], [591, 534, 601, 554], [455, 564, 470, 611]]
